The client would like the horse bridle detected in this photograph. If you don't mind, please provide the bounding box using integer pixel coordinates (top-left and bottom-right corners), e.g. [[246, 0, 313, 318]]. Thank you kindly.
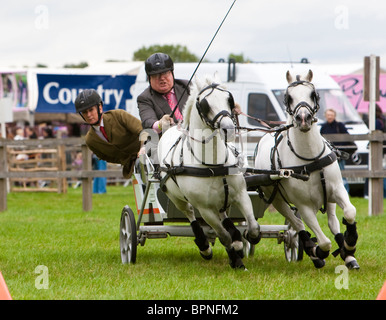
[[195, 83, 236, 130], [283, 77, 320, 119]]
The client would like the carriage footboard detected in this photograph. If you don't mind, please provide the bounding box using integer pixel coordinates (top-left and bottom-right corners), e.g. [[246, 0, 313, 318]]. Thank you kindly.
[[138, 224, 289, 243]]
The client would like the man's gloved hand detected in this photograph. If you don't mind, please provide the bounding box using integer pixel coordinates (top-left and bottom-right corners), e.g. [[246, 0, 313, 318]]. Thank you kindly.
[[233, 102, 242, 115], [160, 114, 174, 131]]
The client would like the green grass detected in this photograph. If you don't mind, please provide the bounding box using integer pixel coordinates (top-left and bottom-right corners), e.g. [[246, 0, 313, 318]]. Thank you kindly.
[[0, 186, 385, 300]]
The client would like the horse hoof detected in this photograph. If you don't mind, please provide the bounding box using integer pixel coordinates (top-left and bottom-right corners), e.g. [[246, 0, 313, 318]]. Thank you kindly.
[[236, 264, 246, 271], [232, 261, 246, 270], [227, 247, 245, 269], [346, 259, 360, 270], [311, 257, 325, 268], [200, 247, 213, 260]]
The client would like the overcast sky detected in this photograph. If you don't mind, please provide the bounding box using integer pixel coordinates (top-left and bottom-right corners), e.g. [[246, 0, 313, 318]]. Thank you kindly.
[[1, 0, 386, 68]]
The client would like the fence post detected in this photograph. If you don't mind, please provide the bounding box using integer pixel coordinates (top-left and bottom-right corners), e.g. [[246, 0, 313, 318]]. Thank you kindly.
[[0, 143, 7, 212], [81, 144, 92, 212], [57, 144, 67, 194], [369, 131, 384, 215], [365, 55, 383, 216]]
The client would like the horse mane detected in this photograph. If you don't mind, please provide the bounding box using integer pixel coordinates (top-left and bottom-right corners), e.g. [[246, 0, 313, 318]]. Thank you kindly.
[[182, 74, 226, 128]]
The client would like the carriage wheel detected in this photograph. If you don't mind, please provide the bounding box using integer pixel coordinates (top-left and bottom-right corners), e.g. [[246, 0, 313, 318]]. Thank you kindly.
[[283, 219, 303, 262], [120, 205, 137, 264]]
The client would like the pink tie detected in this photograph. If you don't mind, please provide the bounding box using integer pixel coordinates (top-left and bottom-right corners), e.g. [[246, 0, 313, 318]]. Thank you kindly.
[[165, 91, 183, 121], [100, 126, 109, 142]]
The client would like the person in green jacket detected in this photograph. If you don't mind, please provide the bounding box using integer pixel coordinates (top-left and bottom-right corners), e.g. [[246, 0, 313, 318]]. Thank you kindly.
[[75, 89, 145, 178]]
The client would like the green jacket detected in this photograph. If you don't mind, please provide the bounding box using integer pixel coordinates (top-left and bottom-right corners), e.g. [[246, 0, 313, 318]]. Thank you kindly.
[[85, 109, 143, 177]]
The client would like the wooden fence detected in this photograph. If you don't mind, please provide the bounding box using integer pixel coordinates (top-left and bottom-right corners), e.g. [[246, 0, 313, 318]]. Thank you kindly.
[[0, 138, 123, 212], [0, 132, 384, 214]]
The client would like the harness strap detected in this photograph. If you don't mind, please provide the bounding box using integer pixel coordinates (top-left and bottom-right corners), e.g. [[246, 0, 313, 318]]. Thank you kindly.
[[159, 165, 239, 191], [159, 166, 234, 214], [160, 165, 238, 177], [271, 132, 284, 170], [219, 177, 229, 213], [257, 183, 280, 205], [262, 145, 337, 212], [281, 151, 337, 176], [319, 169, 327, 213]]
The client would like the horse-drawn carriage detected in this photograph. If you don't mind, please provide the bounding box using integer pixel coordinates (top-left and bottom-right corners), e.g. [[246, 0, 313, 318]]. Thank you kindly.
[[120, 153, 302, 265], [120, 71, 359, 270]]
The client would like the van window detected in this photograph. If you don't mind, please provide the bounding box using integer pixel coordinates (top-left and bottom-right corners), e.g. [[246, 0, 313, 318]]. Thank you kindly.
[[247, 93, 280, 125]]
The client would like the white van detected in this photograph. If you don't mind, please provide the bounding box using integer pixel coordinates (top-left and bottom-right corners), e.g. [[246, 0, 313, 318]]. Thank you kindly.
[[128, 60, 369, 189]]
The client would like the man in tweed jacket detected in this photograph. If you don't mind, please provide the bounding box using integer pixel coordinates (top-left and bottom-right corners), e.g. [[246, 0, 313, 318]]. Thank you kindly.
[[75, 89, 144, 178]]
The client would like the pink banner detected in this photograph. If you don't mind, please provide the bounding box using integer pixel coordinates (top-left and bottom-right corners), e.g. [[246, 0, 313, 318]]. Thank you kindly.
[[331, 74, 386, 114]]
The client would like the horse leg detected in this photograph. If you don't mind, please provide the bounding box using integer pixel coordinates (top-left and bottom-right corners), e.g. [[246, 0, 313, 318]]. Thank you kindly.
[[201, 209, 245, 270], [191, 220, 213, 260], [219, 212, 243, 258], [325, 202, 346, 261], [326, 202, 340, 235], [269, 198, 325, 268], [171, 198, 212, 260], [333, 188, 360, 270], [298, 206, 331, 268], [233, 189, 261, 245], [271, 197, 305, 232], [340, 218, 359, 269]]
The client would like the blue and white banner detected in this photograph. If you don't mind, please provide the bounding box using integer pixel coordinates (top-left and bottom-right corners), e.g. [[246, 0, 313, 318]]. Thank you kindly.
[[36, 74, 137, 113]]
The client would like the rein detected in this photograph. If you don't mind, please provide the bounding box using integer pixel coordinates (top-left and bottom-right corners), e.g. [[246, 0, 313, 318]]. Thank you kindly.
[[177, 123, 220, 144], [237, 111, 286, 129]]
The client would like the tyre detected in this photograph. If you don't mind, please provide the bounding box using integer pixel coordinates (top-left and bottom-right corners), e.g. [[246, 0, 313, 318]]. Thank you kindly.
[[120, 205, 137, 264]]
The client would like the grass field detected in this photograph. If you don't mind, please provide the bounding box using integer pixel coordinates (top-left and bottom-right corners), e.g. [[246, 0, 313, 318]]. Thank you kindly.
[[0, 185, 385, 300]]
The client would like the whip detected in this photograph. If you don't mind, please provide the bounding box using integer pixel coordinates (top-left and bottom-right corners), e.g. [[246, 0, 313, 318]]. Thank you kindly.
[[170, 0, 237, 118]]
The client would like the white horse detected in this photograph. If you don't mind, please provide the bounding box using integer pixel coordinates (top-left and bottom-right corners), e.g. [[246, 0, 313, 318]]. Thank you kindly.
[[158, 74, 261, 269], [254, 70, 359, 269]]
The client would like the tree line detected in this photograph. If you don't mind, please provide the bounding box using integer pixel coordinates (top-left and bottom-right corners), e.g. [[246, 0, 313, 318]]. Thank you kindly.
[[35, 44, 248, 68]]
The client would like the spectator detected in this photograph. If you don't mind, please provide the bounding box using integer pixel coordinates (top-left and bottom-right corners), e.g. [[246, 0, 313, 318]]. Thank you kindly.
[[14, 127, 25, 140], [364, 104, 386, 198], [26, 126, 37, 139], [320, 108, 351, 192], [375, 104, 386, 133], [42, 127, 54, 139]]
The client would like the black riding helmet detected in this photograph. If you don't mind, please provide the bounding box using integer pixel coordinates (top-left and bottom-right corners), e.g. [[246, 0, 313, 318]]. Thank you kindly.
[[145, 53, 174, 76], [75, 89, 103, 125]]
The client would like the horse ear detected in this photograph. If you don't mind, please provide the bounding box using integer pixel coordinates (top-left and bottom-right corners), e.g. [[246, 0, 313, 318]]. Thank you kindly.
[[194, 75, 204, 91], [213, 71, 221, 83], [306, 69, 313, 82], [286, 70, 293, 84]]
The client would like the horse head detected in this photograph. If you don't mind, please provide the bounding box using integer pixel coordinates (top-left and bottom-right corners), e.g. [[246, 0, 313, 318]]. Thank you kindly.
[[284, 69, 320, 132], [184, 74, 236, 136]]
